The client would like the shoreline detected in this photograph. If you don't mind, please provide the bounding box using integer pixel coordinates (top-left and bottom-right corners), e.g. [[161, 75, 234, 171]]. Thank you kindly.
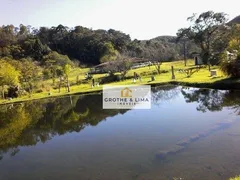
[[0, 79, 239, 106]]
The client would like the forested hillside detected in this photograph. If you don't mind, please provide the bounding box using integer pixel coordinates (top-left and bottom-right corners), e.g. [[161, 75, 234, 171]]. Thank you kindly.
[[228, 15, 240, 25], [0, 24, 197, 66], [139, 36, 199, 61], [1, 14, 240, 66]]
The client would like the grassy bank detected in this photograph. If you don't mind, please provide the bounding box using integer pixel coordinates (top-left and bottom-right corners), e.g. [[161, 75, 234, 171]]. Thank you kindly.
[[0, 60, 239, 105], [230, 176, 240, 180]]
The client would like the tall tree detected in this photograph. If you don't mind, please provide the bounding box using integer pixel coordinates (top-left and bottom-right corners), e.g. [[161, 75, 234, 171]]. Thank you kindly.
[[177, 11, 228, 70], [176, 28, 189, 66]]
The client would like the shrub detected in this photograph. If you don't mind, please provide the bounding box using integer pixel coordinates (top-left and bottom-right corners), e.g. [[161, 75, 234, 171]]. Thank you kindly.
[[161, 70, 169, 73], [79, 79, 90, 84], [42, 69, 51, 79], [220, 53, 240, 78], [35, 89, 44, 93], [99, 74, 121, 84], [140, 70, 168, 77], [40, 83, 51, 92]]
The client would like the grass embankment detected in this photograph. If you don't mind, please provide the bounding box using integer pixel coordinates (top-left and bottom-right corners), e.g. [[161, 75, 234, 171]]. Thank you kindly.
[[230, 176, 240, 180], [0, 60, 239, 105]]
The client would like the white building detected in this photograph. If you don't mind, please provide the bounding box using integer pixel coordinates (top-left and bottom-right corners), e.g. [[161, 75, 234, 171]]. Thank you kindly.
[[192, 53, 203, 65]]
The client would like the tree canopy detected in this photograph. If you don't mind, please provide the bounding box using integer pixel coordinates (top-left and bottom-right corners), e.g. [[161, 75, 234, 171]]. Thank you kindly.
[[0, 24, 199, 66], [177, 11, 229, 69]]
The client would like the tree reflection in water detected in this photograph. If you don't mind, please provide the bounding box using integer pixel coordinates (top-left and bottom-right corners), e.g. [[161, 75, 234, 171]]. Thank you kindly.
[[0, 86, 239, 160], [0, 94, 127, 160], [181, 87, 240, 114], [151, 85, 180, 106]]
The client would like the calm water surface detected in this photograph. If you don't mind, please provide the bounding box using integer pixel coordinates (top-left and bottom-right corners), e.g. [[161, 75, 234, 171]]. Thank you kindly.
[[0, 86, 240, 180]]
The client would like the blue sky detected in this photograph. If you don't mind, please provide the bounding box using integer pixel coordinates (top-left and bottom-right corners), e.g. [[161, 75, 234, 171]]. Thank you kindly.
[[1, 0, 239, 40]]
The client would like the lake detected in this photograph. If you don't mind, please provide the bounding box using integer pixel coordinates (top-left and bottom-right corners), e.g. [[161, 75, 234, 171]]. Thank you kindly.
[[0, 85, 240, 180]]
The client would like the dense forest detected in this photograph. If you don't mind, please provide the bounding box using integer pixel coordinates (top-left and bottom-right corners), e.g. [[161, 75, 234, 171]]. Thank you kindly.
[[0, 13, 239, 67], [0, 24, 198, 66]]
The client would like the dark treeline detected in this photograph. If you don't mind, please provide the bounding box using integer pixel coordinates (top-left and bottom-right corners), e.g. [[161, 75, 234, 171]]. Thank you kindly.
[[0, 24, 197, 66]]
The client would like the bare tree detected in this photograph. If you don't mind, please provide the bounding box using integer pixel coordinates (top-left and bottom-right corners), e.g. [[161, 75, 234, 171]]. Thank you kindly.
[[103, 54, 132, 80], [148, 52, 162, 74], [176, 29, 189, 66]]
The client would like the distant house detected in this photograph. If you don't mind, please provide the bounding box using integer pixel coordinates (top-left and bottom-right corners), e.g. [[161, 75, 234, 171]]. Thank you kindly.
[[89, 58, 151, 74], [89, 62, 110, 74], [130, 58, 152, 69], [192, 52, 203, 65]]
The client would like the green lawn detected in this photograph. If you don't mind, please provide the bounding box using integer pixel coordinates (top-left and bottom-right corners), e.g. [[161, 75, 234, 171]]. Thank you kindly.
[[230, 176, 240, 180], [0, 59, 237, 105]]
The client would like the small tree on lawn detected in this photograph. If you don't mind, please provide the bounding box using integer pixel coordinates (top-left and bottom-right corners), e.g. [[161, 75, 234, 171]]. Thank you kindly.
[[18, 59, 42, 95], [104, 54, 132, 80], [63, 64, 71, 92], [0, 60, 20, 99], [153, 60, 162, 74], [147, 51, 162, 74], [43, 51, 72, 85]]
